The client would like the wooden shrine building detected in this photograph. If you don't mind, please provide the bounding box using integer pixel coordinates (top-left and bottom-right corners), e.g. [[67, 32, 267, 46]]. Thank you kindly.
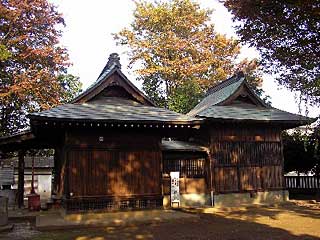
[[0, 53, 314, 211]]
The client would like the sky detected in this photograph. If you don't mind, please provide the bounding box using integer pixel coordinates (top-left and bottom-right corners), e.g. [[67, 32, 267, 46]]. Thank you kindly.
[[53, 0, 319, 117]]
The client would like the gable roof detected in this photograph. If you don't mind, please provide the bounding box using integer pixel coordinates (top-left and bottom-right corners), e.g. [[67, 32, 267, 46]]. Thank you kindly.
[[188, 72, 267, 116], [30, 98, 200, 124], [72, 53, 155, 106], [29, 53, 201, 125], [197, 105, 311, 123], [188, 73, 315, 127]]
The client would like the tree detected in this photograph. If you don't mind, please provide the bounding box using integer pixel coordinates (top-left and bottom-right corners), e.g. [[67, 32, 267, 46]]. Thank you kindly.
[[0, 44, 11, 61], [114, 0, 264, 113], [224, 0, 320, 106], [309, 125, 320, 176], [282, 130, 317, 175], [58, 74, 82, 104], [0, 0, 82, 136]]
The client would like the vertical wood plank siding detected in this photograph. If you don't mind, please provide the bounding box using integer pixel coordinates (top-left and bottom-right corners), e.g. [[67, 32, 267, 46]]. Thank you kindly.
[[212, 141, 282, 166], [210, 126, 284, 193], [63, 130, 162, 201], [68, 149, 161, 197]]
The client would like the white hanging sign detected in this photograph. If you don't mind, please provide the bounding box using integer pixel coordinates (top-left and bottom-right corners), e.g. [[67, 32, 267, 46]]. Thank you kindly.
[[170, 171, 180, 207]]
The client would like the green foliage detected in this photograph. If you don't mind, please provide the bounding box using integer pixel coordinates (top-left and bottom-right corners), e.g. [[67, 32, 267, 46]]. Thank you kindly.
[[225, 0, 320, 106], [168, 80, 203, 114], [309, 125, 320, 176], [115, 0, 264, 113], [58, 74, 82, 104], [140, 74, 167, 108], [237, 58, 271, 105], [282, 130, 317, 174], [0, 44, 11, 61]]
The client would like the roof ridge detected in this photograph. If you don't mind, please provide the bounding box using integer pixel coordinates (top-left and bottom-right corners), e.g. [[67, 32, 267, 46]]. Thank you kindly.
[[98, 53, 121, 78], [71, 53, 155, 106], [187, 72, 245, 116], [71, 67, 117, 103], [75, 53, 121, 101], [204, 72, 244, 97]]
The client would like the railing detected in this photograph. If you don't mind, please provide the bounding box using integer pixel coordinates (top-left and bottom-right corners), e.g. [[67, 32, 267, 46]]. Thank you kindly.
[[285, 176, 320, 190], [62, 195, 163, 212]]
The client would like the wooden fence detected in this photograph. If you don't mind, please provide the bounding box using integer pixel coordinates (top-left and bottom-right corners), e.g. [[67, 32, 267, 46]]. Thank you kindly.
[[285, 176, 320, 191]]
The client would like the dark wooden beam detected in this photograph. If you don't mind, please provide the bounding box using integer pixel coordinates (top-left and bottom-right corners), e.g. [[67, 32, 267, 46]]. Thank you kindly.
[[18, 150, 25, 208], [63, 147, 69, 199], [207, 152, 215, 206], [206, 151, 214, 192]]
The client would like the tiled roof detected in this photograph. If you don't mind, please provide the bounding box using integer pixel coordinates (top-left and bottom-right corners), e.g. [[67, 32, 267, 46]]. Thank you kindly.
[[72, 53, 154, 106], [29, 53, 200, 124], [188, 74, 246, 116], [188, 73, 314, 125], [196, 105, 311, 122], [30, 98, 200, 124]]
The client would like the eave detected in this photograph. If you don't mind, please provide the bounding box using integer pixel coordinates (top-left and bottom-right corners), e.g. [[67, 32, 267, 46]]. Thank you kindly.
[[202, 117, 315, 129], [29, 116, 203, 129], [0, 129, 35, 146]]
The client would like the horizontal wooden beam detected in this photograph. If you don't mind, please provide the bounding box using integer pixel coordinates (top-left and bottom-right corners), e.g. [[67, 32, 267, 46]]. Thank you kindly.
[[39, 121, 201, 129]]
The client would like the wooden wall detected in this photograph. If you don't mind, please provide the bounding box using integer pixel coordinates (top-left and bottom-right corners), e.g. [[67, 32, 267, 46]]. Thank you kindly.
[[51, 123, 285, 202], [54, 129, 162, 199], [162, 178, 207, 194], [162, 152, 208, 195], [210, 124, 284, 193], [68, 149, 161, 197]]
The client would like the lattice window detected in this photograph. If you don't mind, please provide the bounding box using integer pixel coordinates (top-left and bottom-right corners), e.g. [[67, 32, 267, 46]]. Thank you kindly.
[[163, 158, 205, 178]]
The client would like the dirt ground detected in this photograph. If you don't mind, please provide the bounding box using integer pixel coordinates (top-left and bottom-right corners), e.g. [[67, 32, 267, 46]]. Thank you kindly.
[[1, 200, 319, 240]]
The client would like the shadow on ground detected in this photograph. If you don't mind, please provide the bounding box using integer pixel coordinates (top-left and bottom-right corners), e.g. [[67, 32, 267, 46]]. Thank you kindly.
[[217, 200, 320, 223], [1, 201, 319, 240]]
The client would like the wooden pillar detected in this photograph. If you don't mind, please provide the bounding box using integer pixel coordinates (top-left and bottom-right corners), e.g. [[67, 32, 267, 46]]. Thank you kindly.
[[208, 152, 214, 192], [63, 148, 70, 199], [207, 150, 215, 206], [52, 148, 59, 195], [160, 149, 164, 197], [18, 150, 25, 208], [237, 165, 242, 192], [316, 175, 320, 202], [280, 134, 286, 189], [30, 154, 35, 194]]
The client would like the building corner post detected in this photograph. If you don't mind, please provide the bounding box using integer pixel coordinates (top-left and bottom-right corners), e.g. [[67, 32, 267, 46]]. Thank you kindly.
[[18, 150, 25, 208]]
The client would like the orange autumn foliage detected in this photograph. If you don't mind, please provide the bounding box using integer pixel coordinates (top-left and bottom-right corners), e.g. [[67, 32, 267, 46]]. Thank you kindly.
[[0, 0, 81, 135], [114, 0, 262, 113]]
